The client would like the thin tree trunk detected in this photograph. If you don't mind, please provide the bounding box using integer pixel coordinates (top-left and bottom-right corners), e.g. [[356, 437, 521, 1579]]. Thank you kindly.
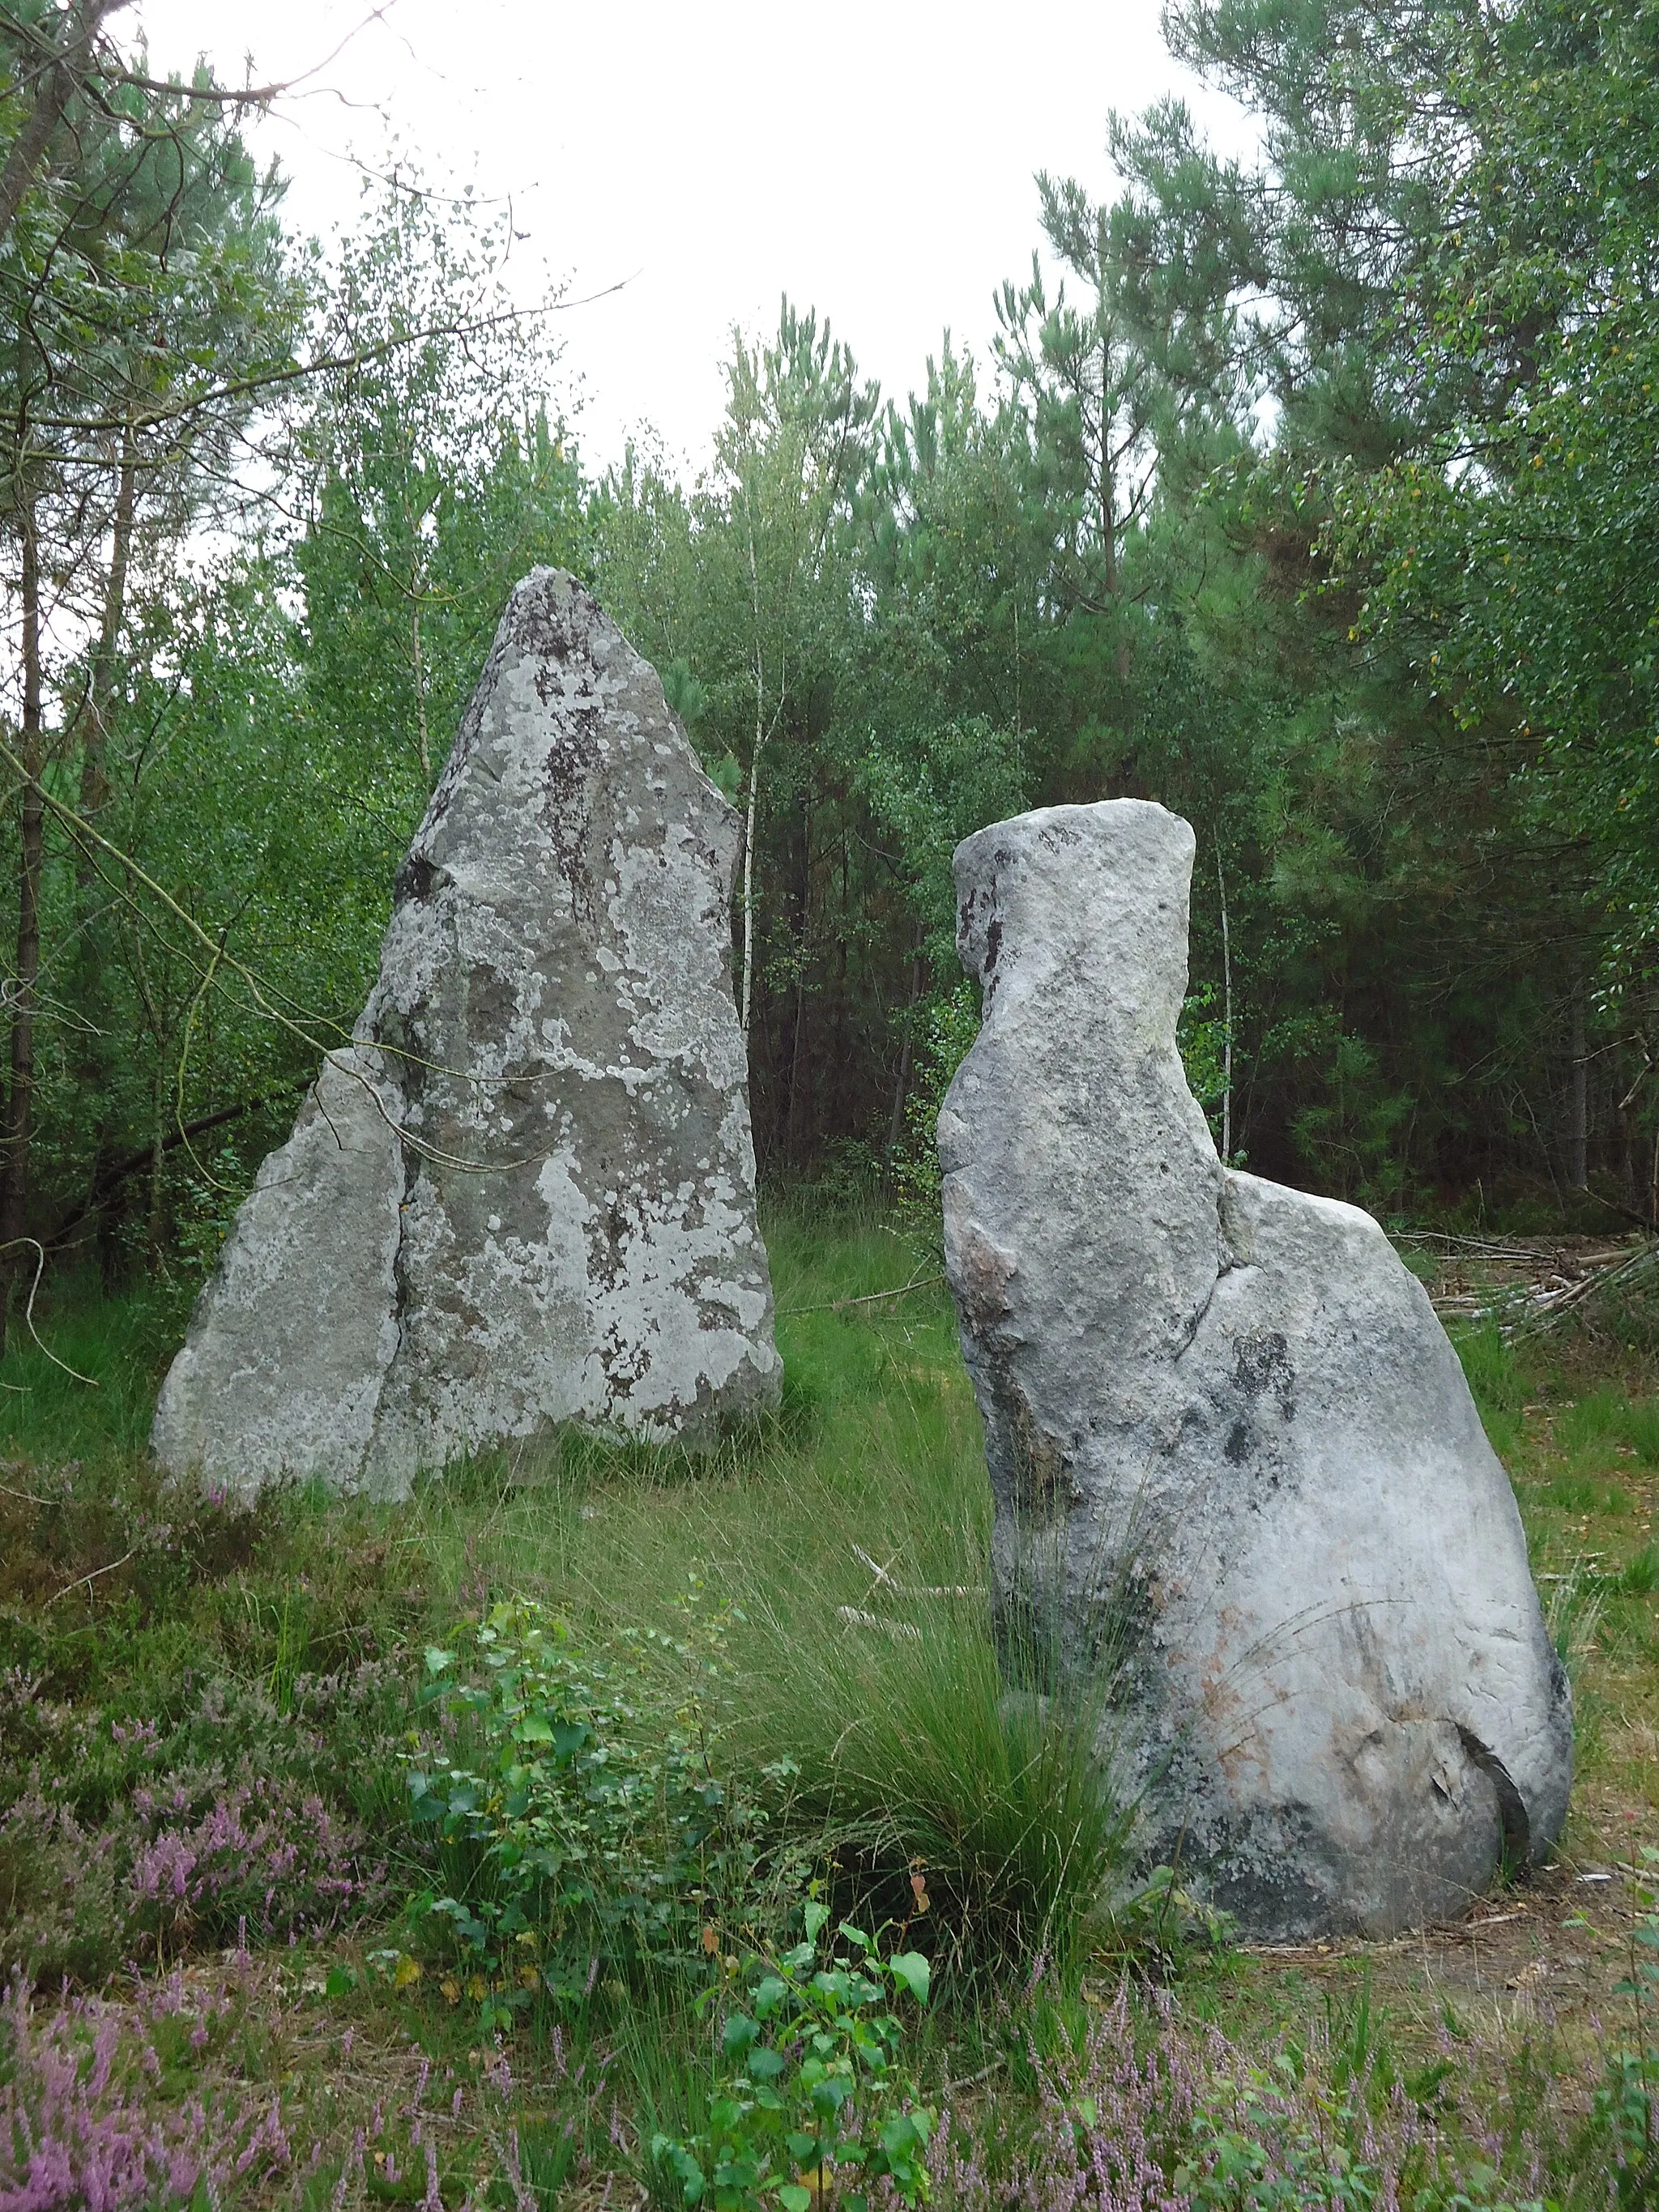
[[0, 0, 120, 249], [786, 797, 810, 1161], [739, 654, 765, 1038], [1101, 329, 1129, 684], [75, 429, 135, 1280], [79, 422, 135, 843], [1011, 592, 1021, 738], [885, 926, 926, 1157], [1569, 979, 1589, 1189], [147, 1055, 167, 1261], [125, 925, 169, 1260], [412, 596, 432, 785], [2, 498, 45, 1336], [1218, 841, 1234, 1166]]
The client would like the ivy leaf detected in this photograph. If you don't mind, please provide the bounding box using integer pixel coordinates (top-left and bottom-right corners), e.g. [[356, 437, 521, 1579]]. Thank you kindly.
[[887, 1951, 931, 2005]]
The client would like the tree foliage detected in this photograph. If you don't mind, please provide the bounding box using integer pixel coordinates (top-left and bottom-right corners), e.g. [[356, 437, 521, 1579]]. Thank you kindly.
[[0, 0, 1656, 1306]]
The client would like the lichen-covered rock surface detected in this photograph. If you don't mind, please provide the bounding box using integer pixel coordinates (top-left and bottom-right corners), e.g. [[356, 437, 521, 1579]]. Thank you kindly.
[[154, 569, 780, 1496], [938, 799, 1572, 1940]]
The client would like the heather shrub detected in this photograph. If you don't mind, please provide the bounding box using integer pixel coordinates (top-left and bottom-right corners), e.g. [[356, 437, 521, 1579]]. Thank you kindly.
[[0, 1772, 390, 1982], [0, 1971, 294, 2210], [134, 1660, 414, 1833], [0, 1663, 412, 1983], [0, 1463, 267, 1626], [125, 1777, 388, 1954], [0, 1950, 623, 2212], [927, 1985, 1596, 2212], [0, 1792, 123, 1987]]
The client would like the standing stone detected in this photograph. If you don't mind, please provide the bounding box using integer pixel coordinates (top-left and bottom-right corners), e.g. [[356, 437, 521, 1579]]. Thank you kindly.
[[155, 569, 781, 1497], [939, 799, 1571, 1940]]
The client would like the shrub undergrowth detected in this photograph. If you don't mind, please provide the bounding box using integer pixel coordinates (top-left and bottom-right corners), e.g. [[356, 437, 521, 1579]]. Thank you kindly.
[[0, 1219, 1655, 2206]]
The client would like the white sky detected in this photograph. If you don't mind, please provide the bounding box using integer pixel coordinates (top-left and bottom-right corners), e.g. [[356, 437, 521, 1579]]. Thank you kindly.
[[130, 0, 1243, 478]]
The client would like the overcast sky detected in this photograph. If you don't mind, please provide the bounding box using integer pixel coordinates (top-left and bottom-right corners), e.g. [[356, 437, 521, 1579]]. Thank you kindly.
[[133, 1, 1243, 477]]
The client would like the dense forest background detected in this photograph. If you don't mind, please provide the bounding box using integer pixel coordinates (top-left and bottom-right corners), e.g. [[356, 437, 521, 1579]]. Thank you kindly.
[[0, 0, 1655, 1314]]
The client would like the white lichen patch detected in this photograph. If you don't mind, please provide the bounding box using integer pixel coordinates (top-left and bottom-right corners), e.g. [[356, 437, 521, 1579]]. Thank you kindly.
[[154, 571, 780, 1498]]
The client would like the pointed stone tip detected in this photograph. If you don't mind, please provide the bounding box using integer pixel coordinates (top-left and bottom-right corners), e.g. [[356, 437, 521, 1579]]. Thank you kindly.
[[153, 571, 778, 1496]]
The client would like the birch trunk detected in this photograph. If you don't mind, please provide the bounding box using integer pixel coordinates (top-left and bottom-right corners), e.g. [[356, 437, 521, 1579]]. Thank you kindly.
[[1568, 980, 1589, 1188], [2, 498, 45, 1336], [739, 655, 765, 1038], [1218, 842, 1234, 1166]]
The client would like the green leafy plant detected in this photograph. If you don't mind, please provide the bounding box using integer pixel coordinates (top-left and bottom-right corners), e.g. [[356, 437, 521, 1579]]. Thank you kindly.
[[407, 1595, 791, 2019], [651, 1903, 934, 2212], [1595, 1838, 1659, 2201], [1106, 1861, 1237, 1980], [892, 982, 980, 1228]]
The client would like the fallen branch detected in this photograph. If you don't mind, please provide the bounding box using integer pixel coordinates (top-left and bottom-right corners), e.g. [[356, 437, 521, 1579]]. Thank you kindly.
[[780, 1271, 945, 1319], [835, 1605, 922, 1643], [1422, 1234, 1659, 1340], [851, 1542, 981, 1598], [49, 1088, 305, 1249], [942, 2056, 1007, 2095], [1397, 1231, 1567, 1264], [46, 1545, 135, 1606]]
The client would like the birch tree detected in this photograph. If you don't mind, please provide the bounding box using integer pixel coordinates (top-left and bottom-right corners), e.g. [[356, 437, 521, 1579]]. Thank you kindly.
[[710, 305, 877, 1037]]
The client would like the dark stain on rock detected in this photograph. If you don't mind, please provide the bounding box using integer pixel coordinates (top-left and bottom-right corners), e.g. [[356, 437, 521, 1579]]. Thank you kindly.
[[989, 1372, 1078, 1524], [394, 851, 446, 906], [544, 708, 602, 927], [1233, 1330, 1295, 1421], [465, 963, 518, 1054]]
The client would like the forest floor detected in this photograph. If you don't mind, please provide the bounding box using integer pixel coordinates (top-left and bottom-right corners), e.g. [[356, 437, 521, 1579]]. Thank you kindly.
[[2, 1207, 1658, 2206]]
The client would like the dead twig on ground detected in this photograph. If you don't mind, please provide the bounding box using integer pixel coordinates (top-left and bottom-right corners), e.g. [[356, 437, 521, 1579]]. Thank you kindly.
[[779, 1270, 945, 1318]]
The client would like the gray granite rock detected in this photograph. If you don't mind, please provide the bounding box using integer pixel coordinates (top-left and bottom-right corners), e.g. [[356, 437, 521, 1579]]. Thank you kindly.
[[154, 569, 780, 1497], [939, 799, 1571, 1939]]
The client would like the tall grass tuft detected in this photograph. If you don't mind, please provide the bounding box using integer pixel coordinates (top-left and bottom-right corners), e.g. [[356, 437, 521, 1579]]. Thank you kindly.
[[734, 1584, 1134, 1988], [456, 1221, 1142, 1994]]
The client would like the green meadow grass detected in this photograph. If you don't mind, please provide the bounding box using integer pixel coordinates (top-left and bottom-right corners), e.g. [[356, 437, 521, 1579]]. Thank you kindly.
[[0, 1202, 1129, 1988], [11, 1217, 1659, 2206]]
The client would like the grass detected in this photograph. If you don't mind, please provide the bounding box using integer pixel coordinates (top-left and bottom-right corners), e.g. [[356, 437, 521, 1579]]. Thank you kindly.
[[0, 1208, 1129, 1963], [1449, 1306, 1659, 1865], [8, 1208, 1659, 2203]]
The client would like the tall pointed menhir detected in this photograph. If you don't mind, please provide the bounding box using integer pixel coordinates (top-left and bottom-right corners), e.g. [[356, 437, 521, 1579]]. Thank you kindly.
[[155, 571, 781, 1496], [939, 799, 1571, 1939]]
